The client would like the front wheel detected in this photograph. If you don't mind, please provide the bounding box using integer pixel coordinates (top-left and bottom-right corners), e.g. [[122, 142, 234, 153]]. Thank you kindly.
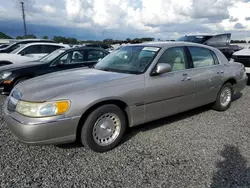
[[213, 83, 233, 111], [80, 104, 127, 152]]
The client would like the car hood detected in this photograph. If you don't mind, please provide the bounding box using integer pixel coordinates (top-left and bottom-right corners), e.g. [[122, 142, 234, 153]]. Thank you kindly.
[[0, 61, 41, 72], [233, 48, 250, 56], [16, 68, 134, 101], [0, 54, 34, 63]]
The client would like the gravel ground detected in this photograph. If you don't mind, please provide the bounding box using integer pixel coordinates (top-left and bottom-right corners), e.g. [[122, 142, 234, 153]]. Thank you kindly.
[[0, 86, 250, 188]]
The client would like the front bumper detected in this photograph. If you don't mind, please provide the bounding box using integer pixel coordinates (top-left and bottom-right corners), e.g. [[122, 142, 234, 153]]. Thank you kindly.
[[3, 98, 81, 145], [235, 74, 248, 93]]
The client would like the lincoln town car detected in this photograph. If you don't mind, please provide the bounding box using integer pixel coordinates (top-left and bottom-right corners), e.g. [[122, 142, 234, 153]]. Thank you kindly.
[[3, 42, 248, 152]]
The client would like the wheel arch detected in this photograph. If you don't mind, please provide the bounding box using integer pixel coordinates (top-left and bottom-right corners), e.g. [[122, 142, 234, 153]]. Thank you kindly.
[[76, 99, 130, 141], [12, 75, 33, 85], [224, 77, 237, 92], [225, 77, 237, 85]]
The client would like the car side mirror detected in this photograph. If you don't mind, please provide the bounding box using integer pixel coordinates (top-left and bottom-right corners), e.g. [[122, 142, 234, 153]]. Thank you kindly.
[[153, 63, 171, 75]]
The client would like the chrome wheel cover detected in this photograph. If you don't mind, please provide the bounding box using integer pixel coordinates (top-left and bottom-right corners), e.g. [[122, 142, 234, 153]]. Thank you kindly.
[[220, 87, 232, 107], [93, 113, 121, 146]]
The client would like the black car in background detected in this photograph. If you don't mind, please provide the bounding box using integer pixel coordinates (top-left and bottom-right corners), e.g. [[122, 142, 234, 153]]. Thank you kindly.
[[177, 33, 243, 59], [0, 47, 108, 94], [0, 39, 56, 53]]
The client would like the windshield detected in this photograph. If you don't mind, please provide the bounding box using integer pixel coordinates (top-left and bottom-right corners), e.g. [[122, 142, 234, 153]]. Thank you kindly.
[[39, 49, 66, 63], [9, 43, 26, 52], [95, 46, 160, 74], [177, 36, 211, 44], [10, 44, 25, 54]]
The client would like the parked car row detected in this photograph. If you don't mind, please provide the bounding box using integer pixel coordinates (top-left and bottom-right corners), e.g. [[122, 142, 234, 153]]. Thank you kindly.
[[0, 39, 56, 53], [0, 40, 116, 66], [3, 42, 248, 152], [0, 47, 109, 94], [0, 43, 69, 66]]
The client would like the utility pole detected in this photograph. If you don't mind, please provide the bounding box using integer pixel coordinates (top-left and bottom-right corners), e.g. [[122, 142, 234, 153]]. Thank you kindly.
[[21, 1, 27, 38]]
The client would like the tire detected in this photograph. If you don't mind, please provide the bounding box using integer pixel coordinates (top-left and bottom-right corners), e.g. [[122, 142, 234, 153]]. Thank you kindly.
[[13, 77, 29, 86], [80, 104, 127, 152], [212, 83, 233, 111]]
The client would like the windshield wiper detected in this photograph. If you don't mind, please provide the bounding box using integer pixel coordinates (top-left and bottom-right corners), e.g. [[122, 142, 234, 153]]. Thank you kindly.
[[95, 66, 141, 74], [95, 67, 116, 72]]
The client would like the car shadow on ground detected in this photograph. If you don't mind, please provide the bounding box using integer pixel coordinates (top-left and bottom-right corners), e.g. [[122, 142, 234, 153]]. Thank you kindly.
[[57, 92, 243, 150], [210, 145, 250, 188], [57, 105, 212, 150], [232, 92, 243, 102]]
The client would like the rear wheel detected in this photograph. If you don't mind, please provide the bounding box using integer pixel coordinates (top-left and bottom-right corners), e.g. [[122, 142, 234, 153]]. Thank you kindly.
[[80, 104, 127, 152], [213, 83, 233, 111]]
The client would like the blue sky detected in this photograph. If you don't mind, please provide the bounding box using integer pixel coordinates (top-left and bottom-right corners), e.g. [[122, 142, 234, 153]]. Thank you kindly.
[[0, 0, 250, 40]]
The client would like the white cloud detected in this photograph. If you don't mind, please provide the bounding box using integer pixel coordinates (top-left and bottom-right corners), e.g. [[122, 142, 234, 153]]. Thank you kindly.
[[43, 5, 56, 14], [1, 0, 250, 39], [220, 1, 250, 31]]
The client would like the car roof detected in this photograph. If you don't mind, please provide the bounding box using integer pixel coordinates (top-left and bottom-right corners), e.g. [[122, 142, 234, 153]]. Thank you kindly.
[[22, 42, 69, 47], [121, 41, 215, 49], [181, 33, 231, 37], [65, 46, 109, 52], [14, 39, 54, 42]]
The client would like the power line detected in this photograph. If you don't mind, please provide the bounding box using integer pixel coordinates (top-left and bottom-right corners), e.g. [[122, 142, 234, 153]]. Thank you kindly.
[[21, 1, 27, 38]]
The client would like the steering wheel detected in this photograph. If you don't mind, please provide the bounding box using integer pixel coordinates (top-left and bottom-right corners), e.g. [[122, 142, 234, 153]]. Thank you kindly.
[[133, 57, 151, 71]]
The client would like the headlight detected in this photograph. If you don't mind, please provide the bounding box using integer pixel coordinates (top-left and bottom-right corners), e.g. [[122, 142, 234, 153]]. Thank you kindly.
[[16, 100, 70, 117], [0, 71, 12, 79]]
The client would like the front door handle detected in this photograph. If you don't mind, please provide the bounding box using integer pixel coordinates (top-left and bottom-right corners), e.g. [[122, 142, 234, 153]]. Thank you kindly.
[[217, 71, 224, 74], [182, 77, 191, 81]]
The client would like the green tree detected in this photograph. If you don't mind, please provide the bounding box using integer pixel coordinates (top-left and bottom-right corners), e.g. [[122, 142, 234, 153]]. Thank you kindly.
[[0, 32, 12, 39], [16, 36, 23, 39], [141, 37, 154, 42], [126, 38, 131, 42], [103, 38, 113, 44], [26, 34, 36, 39], [42, 36, 49, 39], [132, 38, 142, 44], [53, 36, 71, 44], [67, 37, 78, 44]]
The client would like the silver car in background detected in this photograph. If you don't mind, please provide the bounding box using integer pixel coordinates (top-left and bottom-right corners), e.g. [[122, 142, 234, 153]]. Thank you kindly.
[[3, 42, 248, 152]]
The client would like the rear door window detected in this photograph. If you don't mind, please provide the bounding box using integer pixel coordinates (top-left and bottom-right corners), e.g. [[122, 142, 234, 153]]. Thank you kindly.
[[87, 50, 105, 61], [42, 45, 62, 53], [19, 45, 43, 55], [188, 47, 217, 68]]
